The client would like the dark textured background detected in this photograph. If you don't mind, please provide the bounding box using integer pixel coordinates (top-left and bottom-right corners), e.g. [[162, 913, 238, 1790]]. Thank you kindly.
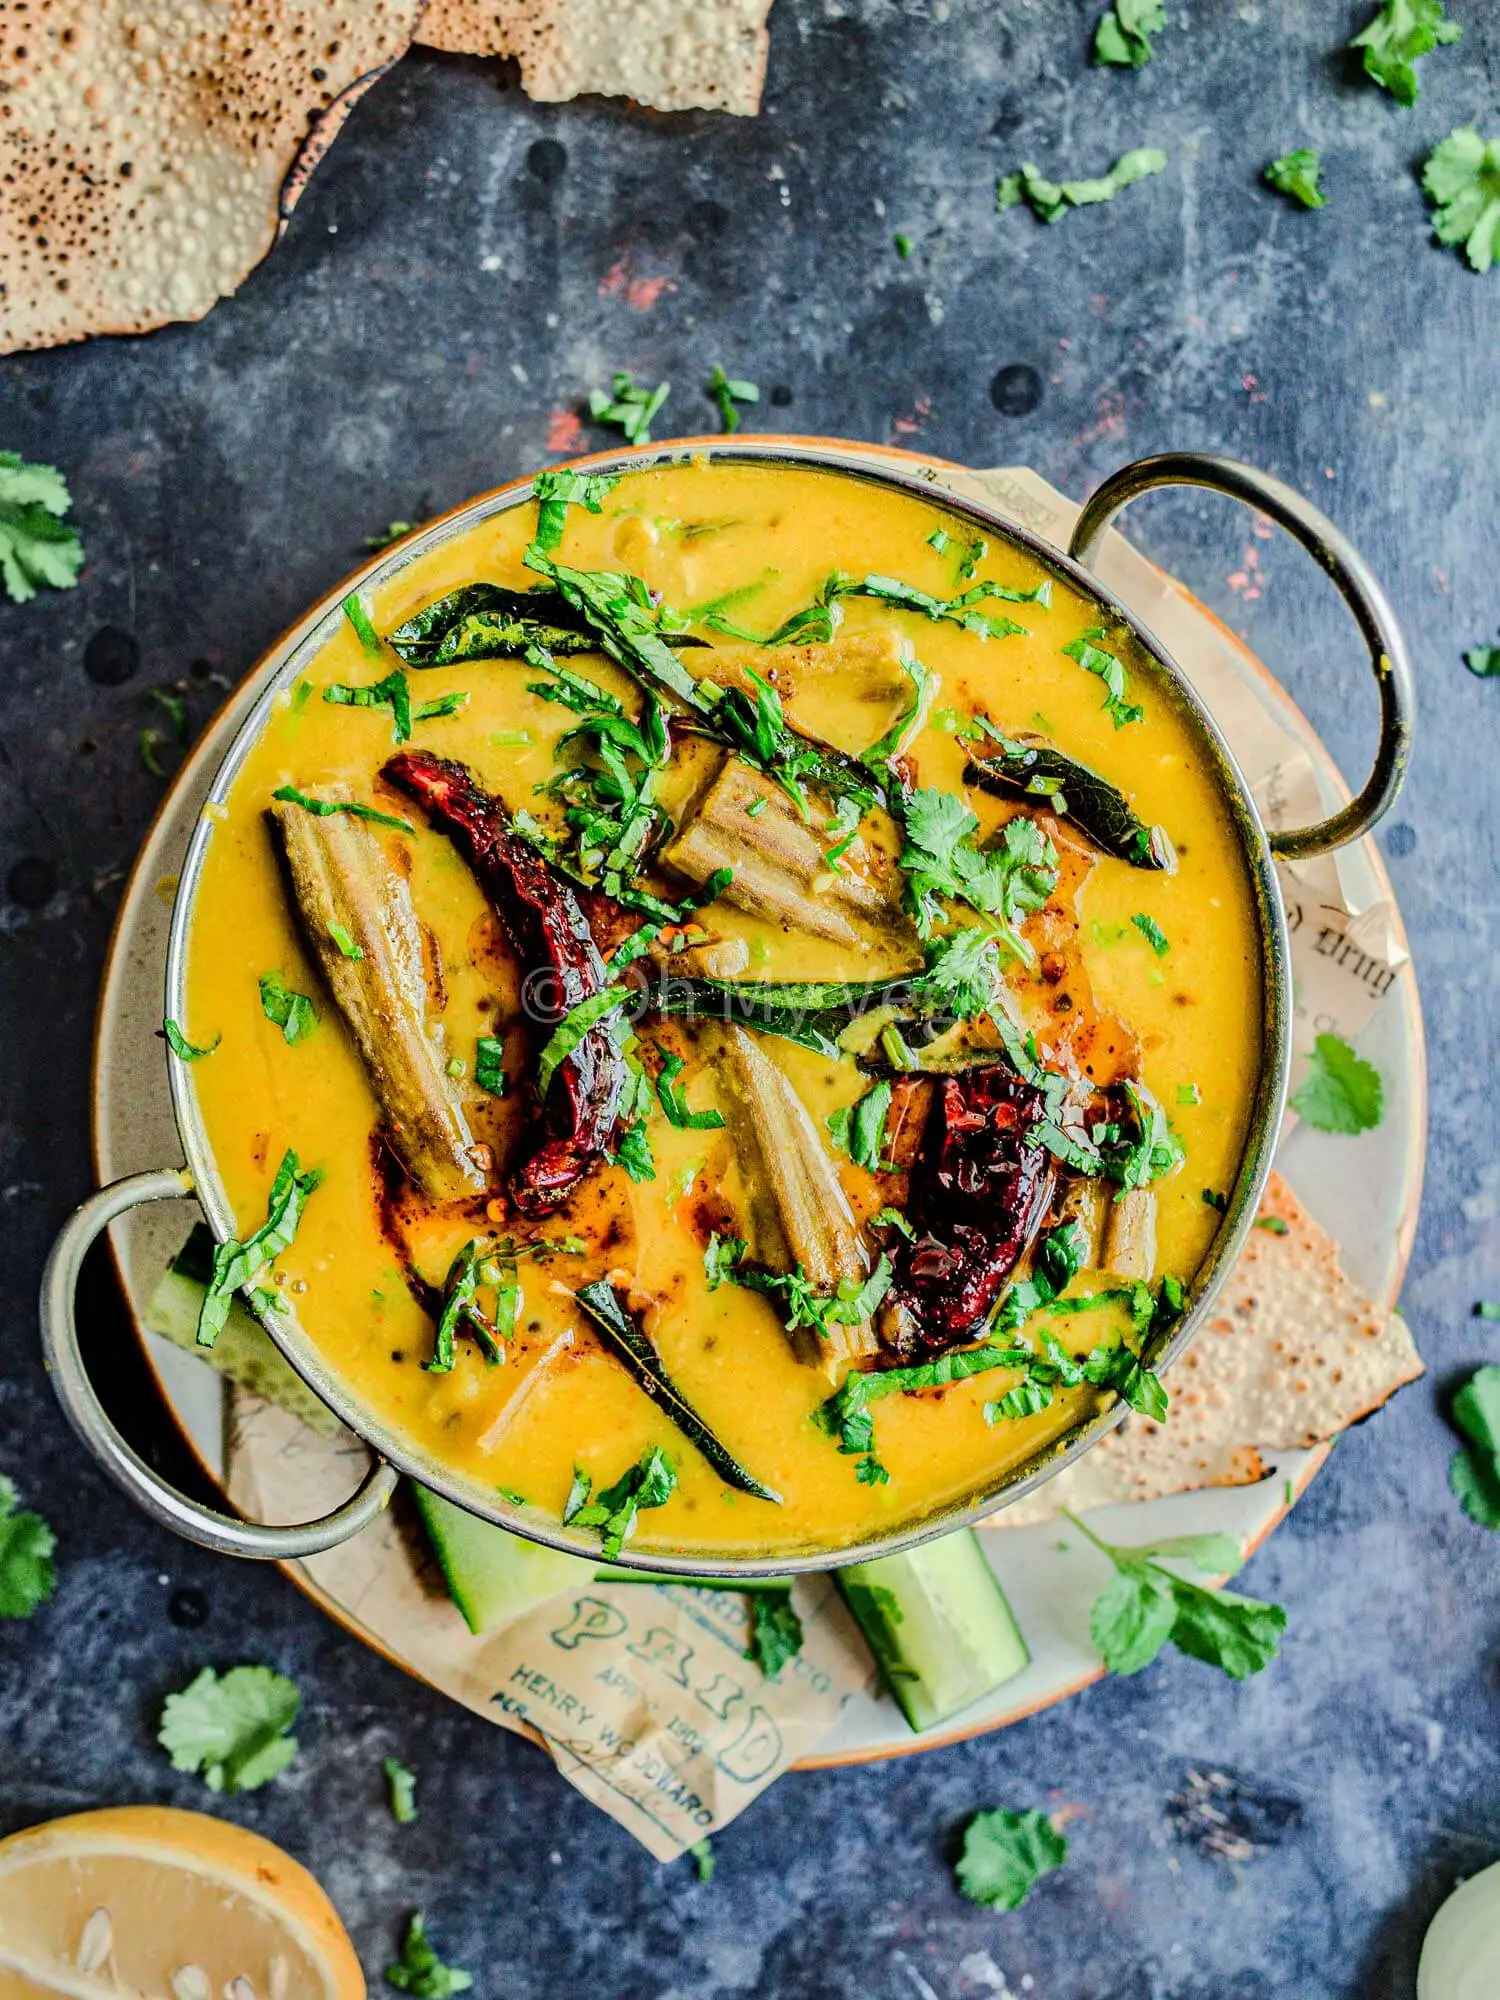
[[3, 4, 1499, 1994]]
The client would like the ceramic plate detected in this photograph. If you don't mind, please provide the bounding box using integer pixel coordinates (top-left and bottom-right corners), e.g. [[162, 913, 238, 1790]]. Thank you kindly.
[[90, 447, 1425, 1766]]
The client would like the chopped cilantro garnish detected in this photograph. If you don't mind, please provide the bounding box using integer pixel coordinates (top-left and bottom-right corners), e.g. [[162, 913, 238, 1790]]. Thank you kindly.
[[195, 1150, 321, 1349], [474, 1035, 507, 1096], [689, 1838, 716, 1883], [1351, 0, 1460, 107], [1290, 1032, 1383, 1134], [704, 1232, 749, 1290], [654, 1047, 726, 1130], [893, 231, 914, 258], [259, 973, 318, 1046], [956, 1807, 1068, 1911], [1062, 632, 1143, 726], [1071, 1511, 1285, 1680], [532, 469, 618, 554], [588, 371, 670, 445], [271, 785, 414, 834], [341, 591, 382, 657], [162, 1018, 220, 1062], [365, 520, 413, 551], [897, 788, 1058, 950], [328, 921, 364, 961], [0, 452, 85, 603], [707, 363, 760, 434], [1131, 912, 1170, 956], [158, 1664, 301, 1793], [324, 666, 413, 742], [998, 148, 1167, 224], [1422, 127, 1500, 274], [426, 1240, 504, 1373], [0, 1475, 56, 1619], [747, 1588, 804, 1680], [1255, 1215, 1290, 1234], [564, 1445, 677, 1558], [535, 985, 631, 1099], [827, 1080, 893, 1171], [1094, 0, 1165, 69], [1265, 148, 1326, 209]]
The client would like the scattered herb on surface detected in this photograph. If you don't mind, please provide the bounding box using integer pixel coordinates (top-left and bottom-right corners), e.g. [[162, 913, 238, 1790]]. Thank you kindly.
[[272, 785, 414, 834], [1466, 635, 1500, 677], [689, 1838, 717, 1883], [1069, 1514, 1285, 1680], [1062, 632, 1143, 727], [1350, 0, 1460, 107], [1094, 0, 1165, 69], [1131, 912, 1170, 956], [1255, 1215, 1290, 1234], [383, 1755, 419, 1824], [564, 1445, 678, 1559], [998, 148, 1168, 225], [0, 1475, 56, 1619], [588, 371, 671, 444], [385, 1913, 473, 1999], [894, 231, 914, 258], [1289, 1031, 1383, 1135], [707, 363, 760, 433], [259, 973, 318, 1045], [533, 468, 618, 554], [366, 520, 413, 551], [342, 591, 383, 657], [139, 728, 170, 778], [157, 1664, 301, 1793], [1264, 148, 1326, 209], [1449, 1365, 1500, 1529], [196, 1150, 321, 1349], [0, 452, 85, 603], [162, 1018, 220, 1062], [474, 1035, 507, 1095], [1476, 1301, 1500, 1321], [1422, 127, 1500, 274], [955, 1807, 1069, 1911], [747, 1588, 804, 1680]]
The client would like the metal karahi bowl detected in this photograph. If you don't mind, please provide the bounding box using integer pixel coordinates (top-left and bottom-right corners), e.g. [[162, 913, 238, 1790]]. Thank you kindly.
[[40, 441, 1415, 1573]]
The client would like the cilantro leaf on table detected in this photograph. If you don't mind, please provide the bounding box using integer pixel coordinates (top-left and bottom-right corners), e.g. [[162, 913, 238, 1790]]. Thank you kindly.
[[0, 453, 85, 604], [383, 1755, 419, 1824], [955, 1807, 1069, 1911], [1094, 0, 1165, 69], [1070, 1515, 1285, 1681], [998, 149, 1167, 226], [1466, 636, 1500, 678], [588, 371, 671, 445], [0, 1475, 57, 1619], [689, 1838, 717, 1883], [157, 1664, 301, 1793], [707, 363, 759, 434], [747, 1588, 804, 1680], [1422, 128, 1500, 275], [385, 1913, 473, 1999], [366, 520, 413, 551], [1448, 1365, 1500, 1528], [1289, 1032, 1383, 1135], [1265, 149, 1327, 210], [1350, 0, 1460, 107]]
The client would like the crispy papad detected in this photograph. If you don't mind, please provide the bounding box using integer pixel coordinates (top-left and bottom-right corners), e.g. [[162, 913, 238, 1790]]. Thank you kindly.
[[417, 0, 773, 114], [989, 1171, 1423, 1527], [0, 1, 424, 354]]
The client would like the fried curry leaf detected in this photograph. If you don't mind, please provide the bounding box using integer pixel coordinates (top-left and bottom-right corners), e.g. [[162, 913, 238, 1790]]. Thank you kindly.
[[385, 1913, 473, 1999], [563, 1444, 678, 1558], [1422, 127, 1500, 274], [955, 1808, 1069, 1911], [747, 1588, 804, 1680], [0, 452, 85, 604], [1290, 1032, 1383, 1135], [158, 1664, 301, 1793], [1351, 0, 1460, 107], [0, 1476, 57, 1619], [1094, 0, 1165, 70], [998, 149, 1167, 224], [1265, 148, 1326, 209], [259, 973, 318, 1046], [532, 469, 618, 555], [707, 363, 760, 434], [588, 371, 671, 445]]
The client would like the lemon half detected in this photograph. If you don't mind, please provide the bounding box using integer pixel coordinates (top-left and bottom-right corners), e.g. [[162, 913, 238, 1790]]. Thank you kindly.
[[0, 1805, 364, 2000]]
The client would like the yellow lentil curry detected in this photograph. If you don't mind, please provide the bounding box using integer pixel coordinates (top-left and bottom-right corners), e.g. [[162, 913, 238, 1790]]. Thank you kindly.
[[180, 460, 1263, 1561]]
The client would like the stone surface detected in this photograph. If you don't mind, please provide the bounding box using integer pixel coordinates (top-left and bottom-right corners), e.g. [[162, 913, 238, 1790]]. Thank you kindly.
[[2, 6, 1498, 1994]]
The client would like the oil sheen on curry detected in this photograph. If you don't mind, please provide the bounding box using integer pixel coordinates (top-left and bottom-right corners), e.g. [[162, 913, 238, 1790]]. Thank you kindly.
[[183, 461, 1262, 1560]]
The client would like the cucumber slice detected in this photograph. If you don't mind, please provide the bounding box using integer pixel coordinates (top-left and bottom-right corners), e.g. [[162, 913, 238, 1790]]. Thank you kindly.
[[412, 1485, 595, 1635], [837, 1529, 1029, 1733]]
